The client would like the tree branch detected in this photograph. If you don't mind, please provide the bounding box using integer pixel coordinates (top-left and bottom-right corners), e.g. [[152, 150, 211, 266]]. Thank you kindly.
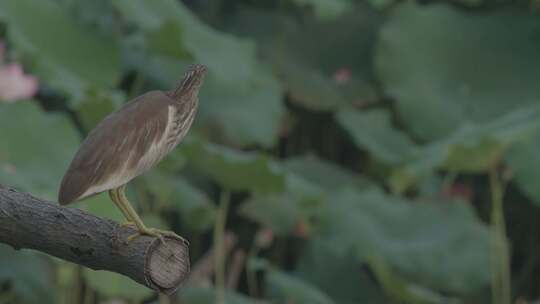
[[0, 184, 190, 294]]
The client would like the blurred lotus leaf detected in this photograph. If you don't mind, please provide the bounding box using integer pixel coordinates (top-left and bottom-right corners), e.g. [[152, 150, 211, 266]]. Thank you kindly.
[[338, 106, 540, 192], [284, 154, 374, 193], [393, 107, 540, 192], [366, 254, 461, 304], [83, 269, 153, 300], [318, 188, 492, 294], [197, 71, 284, 148], [0, 102, 79, 200], [506, 133, 540, 205], [337, 108, 418, 165], [0, 0, 120, 103], [229, 6, 381, 111], [112, 0, 256, 87], [145, 21, 191, 59], [240, 193, 309, 236], [297, 240, 386, 304], [177, 285, 258, 304], [241, 155, 374, 235], [265, 268, 336, 304], [145, 171, 216, 232], [75, 88, 125, 130], [292, 0, 352, 20], [180, 137, 285, 193], [375, 2, 540, 141], [0, 244, 56, 304]]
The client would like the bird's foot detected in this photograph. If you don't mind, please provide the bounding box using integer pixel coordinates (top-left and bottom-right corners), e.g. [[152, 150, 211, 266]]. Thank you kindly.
[[126, 228, 188, 262], [126, 227, 188, 245]]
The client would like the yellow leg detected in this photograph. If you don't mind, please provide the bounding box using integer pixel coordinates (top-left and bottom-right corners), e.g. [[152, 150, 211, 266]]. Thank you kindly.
[[109, 189, 134, 227], [114, 184, 185, 243]]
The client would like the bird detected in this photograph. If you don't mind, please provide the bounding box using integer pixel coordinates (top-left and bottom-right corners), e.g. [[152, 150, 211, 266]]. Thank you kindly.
[[58, 64, 207, 242]]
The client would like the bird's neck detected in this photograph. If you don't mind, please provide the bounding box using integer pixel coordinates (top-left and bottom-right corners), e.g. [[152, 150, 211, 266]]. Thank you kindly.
[[172, 94, 199, 112], [168, 69, 204, 102], [168, 89, 199, 106]]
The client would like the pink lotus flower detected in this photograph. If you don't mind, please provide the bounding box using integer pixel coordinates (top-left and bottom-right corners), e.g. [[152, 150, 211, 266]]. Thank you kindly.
[[255, 227, 274, 248], [0, 64, 38, 102], [0, 42, 38, 102], [334, 67, 351, 85]]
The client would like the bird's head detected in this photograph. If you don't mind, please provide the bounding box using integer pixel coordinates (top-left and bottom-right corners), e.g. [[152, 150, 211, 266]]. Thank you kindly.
[[171, 64, 208, 100]]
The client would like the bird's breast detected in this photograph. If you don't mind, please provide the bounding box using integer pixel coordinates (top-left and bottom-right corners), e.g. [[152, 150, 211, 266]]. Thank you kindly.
[[127, 71, 201, 179], [165, 103, 197, 151], [132, 104, 196, 176]]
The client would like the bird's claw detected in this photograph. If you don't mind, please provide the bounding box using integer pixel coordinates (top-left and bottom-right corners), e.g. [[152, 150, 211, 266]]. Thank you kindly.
[[126, 227, 188, 245], [124, 227, 188, 262]]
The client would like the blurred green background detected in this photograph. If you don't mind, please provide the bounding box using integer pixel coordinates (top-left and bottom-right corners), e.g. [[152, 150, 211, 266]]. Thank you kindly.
[[1, 0, 540, 303]]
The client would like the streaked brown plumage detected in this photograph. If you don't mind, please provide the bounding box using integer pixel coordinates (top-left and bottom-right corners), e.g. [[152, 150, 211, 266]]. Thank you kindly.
[[58, 64, 207, 241]]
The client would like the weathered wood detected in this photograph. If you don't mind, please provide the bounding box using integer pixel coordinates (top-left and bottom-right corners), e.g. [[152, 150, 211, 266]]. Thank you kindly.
[[0, 185, 190, 294]]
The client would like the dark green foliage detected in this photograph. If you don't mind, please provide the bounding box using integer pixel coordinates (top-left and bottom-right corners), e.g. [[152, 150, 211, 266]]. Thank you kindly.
[[0, 0, 539, 303]]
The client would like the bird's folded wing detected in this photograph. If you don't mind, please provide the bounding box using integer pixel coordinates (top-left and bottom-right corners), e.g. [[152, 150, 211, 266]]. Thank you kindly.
[[58, 91, 175, 205]]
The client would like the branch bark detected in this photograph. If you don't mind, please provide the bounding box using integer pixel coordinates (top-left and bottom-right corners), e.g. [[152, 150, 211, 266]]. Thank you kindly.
[[0, 184, 190, 294]]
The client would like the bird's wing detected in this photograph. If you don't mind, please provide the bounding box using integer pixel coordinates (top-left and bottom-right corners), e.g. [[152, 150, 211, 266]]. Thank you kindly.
[[58, 91, 174, 205]]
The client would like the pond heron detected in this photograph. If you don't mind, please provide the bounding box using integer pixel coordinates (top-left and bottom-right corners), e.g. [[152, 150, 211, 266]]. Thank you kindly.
[[58, 64, 207, 242]]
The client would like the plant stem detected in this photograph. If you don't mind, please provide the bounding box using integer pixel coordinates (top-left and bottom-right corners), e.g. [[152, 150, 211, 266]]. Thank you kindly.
[[246, 244, 261, 298], [158, 293, 171, 304], [489, 168, 511, 304], [214, 189, 231, 304]]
